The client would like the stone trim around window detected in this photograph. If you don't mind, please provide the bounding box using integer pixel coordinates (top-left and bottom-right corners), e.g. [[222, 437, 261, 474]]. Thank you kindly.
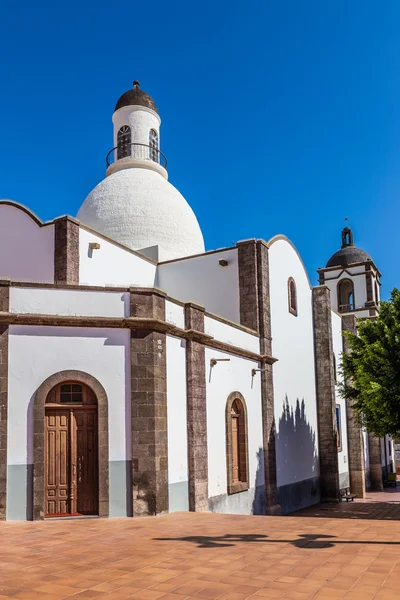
[[33, 370, 109, 521], [0, 281, 9, 520], [288, 277, 298, 317], [226, 391, 249, 495]]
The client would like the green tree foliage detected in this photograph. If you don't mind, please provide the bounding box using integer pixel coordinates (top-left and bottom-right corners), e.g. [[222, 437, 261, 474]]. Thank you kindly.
[[341, 288, 400, 436]]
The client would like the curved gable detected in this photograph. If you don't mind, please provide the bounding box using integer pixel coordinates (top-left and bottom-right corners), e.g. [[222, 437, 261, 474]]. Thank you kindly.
[[0, 201, 54, 283]]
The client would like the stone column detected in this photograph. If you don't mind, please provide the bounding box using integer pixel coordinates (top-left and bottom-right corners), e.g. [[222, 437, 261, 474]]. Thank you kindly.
[[342, 315, 366, 498], [54, 216, 80, 284], [368, 433, 383, 491], [256, 241, 280, 515], [313, 286, 340, 501], [130, 289, 168, 516], [0, 281, 9, 520], [237, 240, 259, 332], [185, 302, 208, 512], [237, 239, 280, 515]]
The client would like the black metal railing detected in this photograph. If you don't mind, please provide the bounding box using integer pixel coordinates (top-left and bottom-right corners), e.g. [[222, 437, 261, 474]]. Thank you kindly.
[[106, 143, 168, 170]]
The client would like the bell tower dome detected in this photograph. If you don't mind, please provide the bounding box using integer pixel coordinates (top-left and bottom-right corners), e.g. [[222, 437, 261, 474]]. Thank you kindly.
[[318, 225, 381, 319], [77, 81, 205, 262]]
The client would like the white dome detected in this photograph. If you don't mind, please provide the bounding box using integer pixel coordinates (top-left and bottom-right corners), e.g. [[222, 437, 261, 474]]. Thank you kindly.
[[77, 168, 205, 262]]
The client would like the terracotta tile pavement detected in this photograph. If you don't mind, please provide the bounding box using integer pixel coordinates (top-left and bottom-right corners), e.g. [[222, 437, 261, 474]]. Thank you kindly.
[[1, 497, 400, 599]]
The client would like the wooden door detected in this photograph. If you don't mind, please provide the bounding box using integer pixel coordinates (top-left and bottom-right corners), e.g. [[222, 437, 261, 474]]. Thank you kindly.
[[231, 409, 240, 484], [45, 406, 98, 517], [76, 409, 98, 515], [45, 409, 70, 516]]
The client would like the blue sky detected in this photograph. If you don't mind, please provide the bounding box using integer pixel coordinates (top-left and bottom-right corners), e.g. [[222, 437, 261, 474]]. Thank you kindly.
[[1, 1, 399, 294]]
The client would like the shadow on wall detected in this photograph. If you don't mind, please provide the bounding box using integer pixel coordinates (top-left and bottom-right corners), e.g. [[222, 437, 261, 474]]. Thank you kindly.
[[252, 447, 266, 515], [276, 397, 319, 513]]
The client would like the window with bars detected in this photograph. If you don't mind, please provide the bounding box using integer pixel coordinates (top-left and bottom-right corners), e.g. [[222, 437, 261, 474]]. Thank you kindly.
[[60, 384, 83, 403], [149, 128, 159, 163], [117, 125, 131, 160]]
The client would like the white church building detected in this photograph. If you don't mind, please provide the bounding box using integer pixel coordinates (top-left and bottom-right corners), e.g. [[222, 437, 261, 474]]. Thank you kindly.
[[0, 81, 393, 520]]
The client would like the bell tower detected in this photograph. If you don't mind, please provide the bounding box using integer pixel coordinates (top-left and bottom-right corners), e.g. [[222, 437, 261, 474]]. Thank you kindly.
[[318, 226, 380, 318], [106, 80, 167, 179]]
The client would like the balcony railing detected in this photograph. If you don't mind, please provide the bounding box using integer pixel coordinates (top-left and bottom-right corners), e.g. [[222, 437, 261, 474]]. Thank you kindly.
[[106, 143, 168, 170], [338, 304, 355, 313]]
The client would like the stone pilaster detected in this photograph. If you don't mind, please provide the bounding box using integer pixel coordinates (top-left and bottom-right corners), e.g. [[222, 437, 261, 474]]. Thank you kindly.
[[256, 241, 280, 515], [313, 286, 340, 501], [0, 281, 9, 520], [342, 314, 366, 498], [54, 216, 80, 284], [185, 302, 208, 512], [237, 240, 280, 514], [130, 289, 168, 516], [238, 240, 259, 331], [368, 433, 383, 491]]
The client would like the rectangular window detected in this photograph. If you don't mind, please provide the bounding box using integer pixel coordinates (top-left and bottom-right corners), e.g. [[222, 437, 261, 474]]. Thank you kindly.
[[336, 404, 342, 452]]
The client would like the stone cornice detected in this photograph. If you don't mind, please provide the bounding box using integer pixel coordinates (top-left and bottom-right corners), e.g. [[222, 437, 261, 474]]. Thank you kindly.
[[0, 311, 277, 364]]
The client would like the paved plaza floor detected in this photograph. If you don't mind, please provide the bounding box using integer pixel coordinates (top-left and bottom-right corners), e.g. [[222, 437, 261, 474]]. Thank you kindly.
[[1, 492, 400, 600]]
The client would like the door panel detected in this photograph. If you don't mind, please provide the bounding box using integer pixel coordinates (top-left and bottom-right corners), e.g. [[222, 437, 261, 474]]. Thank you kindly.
[[45, 410, 70, 516], [232, 416, 239, 484], [76, 409, 98, 515]]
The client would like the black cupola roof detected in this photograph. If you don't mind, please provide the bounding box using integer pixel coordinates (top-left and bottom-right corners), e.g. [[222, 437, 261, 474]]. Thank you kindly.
[[115, 81, 158, 113], [326, 226, 372, 268]]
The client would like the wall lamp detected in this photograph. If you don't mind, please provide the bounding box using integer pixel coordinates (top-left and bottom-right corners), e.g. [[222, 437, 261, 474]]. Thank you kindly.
[[89, 242, 101, 250], [251, 367, 268, 377], [209, 358, 231, 382], [219, 258, 228, 267], [210, 358, 231, 368]]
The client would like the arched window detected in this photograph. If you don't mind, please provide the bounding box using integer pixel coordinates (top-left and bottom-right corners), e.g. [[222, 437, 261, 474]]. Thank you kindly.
[[333, 353, 337, 384], [288, 277, 298, 316], [117, 125, 131, 160], [149, 128, 159, 163], [375, 281, 379, 304], [338, 279, 355, 312], [226, 392, 249, 494]]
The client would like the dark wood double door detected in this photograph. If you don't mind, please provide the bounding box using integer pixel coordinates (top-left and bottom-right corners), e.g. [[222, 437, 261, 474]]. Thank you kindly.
[[45, 383, 98, 517]]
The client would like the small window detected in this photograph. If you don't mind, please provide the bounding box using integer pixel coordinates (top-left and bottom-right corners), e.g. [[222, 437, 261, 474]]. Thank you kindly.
[[60, 384, 83, 403], [149, 129, 159, 163], [338, 279, 355, 312], [288, 278, 298, 316], [336, 404, 342, 452], [226, 393, 249, 494], [117, 125, 131, 160]]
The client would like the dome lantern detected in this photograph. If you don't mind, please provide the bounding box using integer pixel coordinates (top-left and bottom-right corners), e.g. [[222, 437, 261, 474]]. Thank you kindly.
[[77, 80, 205, 262]]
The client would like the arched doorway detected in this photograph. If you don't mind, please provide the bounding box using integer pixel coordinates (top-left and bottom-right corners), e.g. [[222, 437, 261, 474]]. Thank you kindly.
[[33, 370, 109, 520], [45, 382, 98, 517]]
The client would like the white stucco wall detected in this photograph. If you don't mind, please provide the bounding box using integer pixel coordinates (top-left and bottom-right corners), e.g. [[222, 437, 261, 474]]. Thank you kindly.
[[10, 287, 130, 317], [157, 249, 240, 323], [166, 335, 188, 511], [205, 348, 264, 506], [0, 204, 54, 284], [269, 238, 319, 487], [204, 316, 259, 353], [332, 311, 349, 481], [79, 227, 157, 287], [165, 300, 185, 329], [7, 325, 131, 519]]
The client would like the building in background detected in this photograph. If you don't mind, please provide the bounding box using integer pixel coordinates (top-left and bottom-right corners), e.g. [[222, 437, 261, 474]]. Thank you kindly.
[[0, 82, 393, 521]]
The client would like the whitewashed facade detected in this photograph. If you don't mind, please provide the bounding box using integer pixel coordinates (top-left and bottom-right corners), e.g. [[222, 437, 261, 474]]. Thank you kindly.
[[0, 82, 391, 521]]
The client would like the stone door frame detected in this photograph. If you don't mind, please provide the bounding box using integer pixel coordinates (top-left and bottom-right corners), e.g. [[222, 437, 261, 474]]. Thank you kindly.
[[33, 370, 109, 520]]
